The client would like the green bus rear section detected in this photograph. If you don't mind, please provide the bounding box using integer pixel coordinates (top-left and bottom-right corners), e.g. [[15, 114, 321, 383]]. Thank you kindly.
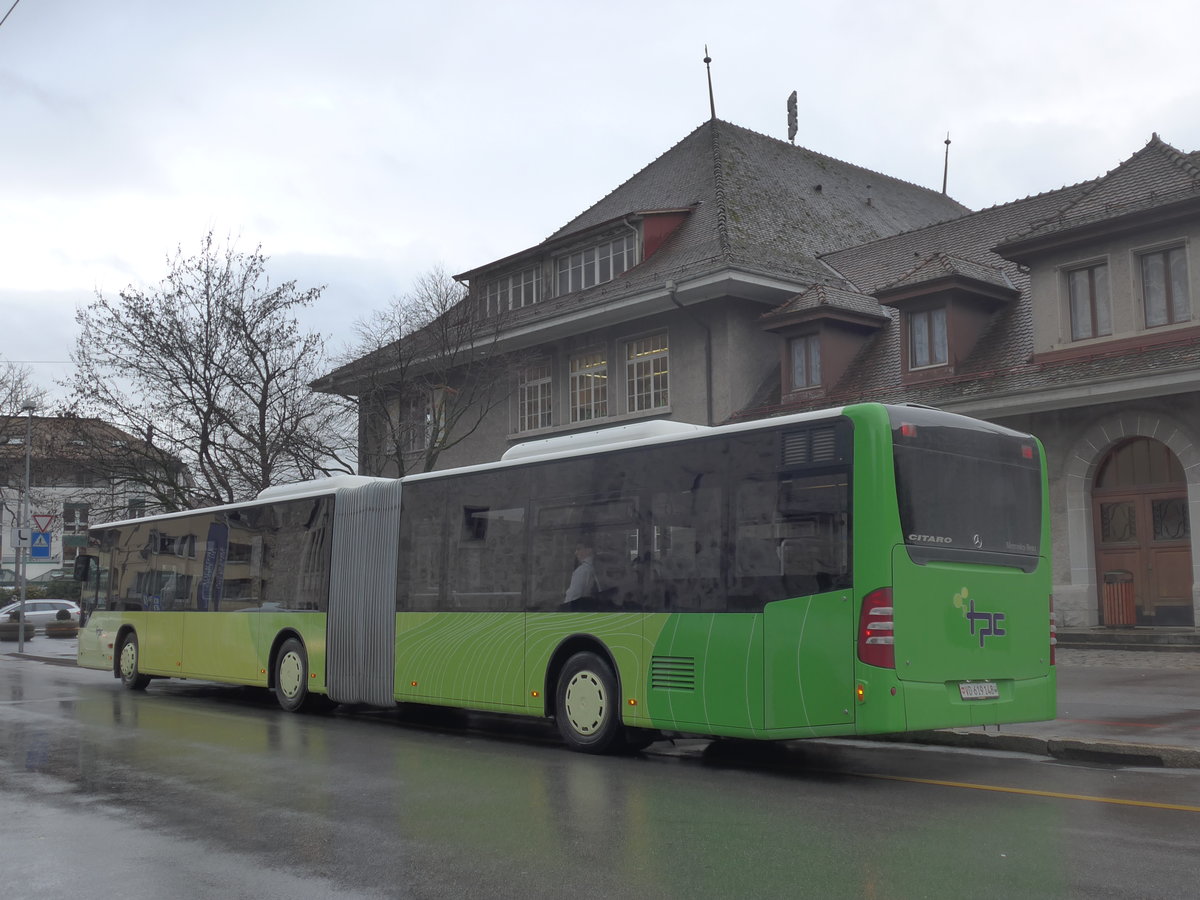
[[78, 402, 1055, 741]]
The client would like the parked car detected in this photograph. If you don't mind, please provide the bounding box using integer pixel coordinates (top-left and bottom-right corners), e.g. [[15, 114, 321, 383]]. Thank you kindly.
[[0, 599, 81, 627]]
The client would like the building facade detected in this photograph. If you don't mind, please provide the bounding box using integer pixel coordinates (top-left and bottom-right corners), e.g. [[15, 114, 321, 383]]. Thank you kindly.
[[321, 121, 1198, 630], [0, 415, 154, 584]]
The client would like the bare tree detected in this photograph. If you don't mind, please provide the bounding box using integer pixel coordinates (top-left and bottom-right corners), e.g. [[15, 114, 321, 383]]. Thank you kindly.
[[321, 266, 517, 477], [0, 359, 49, 562], [67, 233, 355, 512]]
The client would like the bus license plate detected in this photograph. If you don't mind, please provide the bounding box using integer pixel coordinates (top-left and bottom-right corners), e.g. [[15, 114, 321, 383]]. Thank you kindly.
[[959, 681, 999, 701]]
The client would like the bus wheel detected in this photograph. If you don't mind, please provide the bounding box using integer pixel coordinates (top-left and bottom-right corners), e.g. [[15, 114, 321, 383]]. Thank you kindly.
[[555, 651, 622, 754], [118, 633, 151, 691], [274, 638, 310, 713]]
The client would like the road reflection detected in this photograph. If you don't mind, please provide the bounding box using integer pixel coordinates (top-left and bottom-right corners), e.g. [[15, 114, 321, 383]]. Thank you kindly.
[[0, 675, 1080, 897]]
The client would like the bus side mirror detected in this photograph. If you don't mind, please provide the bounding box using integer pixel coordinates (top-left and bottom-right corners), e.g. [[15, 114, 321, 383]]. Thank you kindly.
[[73, 554, 95, 583]]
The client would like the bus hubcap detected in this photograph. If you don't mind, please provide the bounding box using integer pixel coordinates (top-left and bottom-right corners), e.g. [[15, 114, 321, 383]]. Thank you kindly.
[[279, 652, 303, 698], [120, 643, 136, 679], [564, 670, 606, 735]]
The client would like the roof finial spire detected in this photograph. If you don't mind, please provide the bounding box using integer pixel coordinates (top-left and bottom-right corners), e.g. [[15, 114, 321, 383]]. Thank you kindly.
[[703, 45, 716, 121], [787, 90, 798, 144], [942, 132, 952, 195]]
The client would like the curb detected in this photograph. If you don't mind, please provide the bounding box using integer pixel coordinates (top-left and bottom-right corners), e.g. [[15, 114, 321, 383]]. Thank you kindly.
[[3, 652, 78, 667], [896, 729, 1200, 769]]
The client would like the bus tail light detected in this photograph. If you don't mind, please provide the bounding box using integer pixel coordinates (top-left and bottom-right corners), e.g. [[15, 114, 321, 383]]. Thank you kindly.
[[1049, 595, 1057, 666], [858, 588, 895, 669]]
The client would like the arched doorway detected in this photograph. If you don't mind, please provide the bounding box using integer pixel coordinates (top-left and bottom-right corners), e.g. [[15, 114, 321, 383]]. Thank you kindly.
[[1092, 437, 1193, 626]]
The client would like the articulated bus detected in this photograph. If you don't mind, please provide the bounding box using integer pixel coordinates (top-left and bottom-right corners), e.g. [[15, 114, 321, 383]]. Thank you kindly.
[[76, 403, 1056, 753]]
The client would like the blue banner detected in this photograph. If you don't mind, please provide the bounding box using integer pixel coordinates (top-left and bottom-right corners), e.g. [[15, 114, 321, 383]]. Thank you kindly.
[[198, 523, 228, 611]]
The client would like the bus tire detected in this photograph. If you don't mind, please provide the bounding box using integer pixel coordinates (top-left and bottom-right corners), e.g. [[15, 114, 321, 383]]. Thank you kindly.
[[274, 638, 310, 713], [555, 651, 623, 754], [118, 633, 151, 691]]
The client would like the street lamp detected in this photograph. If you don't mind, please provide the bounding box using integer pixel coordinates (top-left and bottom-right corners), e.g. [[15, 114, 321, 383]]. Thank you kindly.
[[17, 400, 35, 653]]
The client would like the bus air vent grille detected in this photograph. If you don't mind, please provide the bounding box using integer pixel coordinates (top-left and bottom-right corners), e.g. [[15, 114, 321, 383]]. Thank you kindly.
[[782, 426, 839, 466], [650, 656, 696, 691]]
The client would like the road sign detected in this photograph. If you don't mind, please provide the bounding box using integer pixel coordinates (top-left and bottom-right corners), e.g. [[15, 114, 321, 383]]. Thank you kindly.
[[32, 514, 55, 533], [31, 531, 52, 559]]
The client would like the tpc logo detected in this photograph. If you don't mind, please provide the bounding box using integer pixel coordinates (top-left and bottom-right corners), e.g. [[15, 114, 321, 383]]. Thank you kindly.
[[953, 587, 1006, 648]]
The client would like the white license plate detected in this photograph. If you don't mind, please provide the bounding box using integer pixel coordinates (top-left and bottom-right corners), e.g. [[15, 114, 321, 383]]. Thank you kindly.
[[958, 681, 999, 700]]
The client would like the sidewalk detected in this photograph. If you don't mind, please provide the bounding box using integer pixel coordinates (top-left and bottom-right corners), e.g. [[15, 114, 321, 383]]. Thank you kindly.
[[7, 635, 1200, 768], [902, 646, 1200, 768]]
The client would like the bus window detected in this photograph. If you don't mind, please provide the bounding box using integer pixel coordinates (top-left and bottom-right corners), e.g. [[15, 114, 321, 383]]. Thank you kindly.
[[733, 472, 850, 607], [445, 469, 528, 611], [531, 497, 641, 611], [649, 483, 723, 611], [891, 409, 1042, 571]]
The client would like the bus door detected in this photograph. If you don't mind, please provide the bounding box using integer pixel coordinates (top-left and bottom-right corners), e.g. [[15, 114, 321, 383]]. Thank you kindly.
[[755, 469, 854, 730]]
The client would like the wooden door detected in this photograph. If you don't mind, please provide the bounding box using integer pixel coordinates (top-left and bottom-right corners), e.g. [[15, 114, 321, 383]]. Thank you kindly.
[[1092, 438, 1193, 626]]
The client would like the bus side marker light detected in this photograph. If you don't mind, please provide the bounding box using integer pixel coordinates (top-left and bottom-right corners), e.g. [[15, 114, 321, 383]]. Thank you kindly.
[[310, 673, 317, 679], [410, 681, 418, 687], [530, 690, 539, 698], [627, 698, 637, 706], [891, 687, 897, 696], [856, 684, 866, 703]]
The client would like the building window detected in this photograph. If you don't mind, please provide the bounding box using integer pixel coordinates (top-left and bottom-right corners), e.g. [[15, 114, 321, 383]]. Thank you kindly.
[[789, 334, 821, 389], [570, 351, 608, 423], [1068, 263, 1111, 340], [403, 394, 433, 454], [1141, 247, 1191, 328], [909, 308, 947, 368], [485, 266, 541, 316], [556, 234, 638, 295], [518, 364, 553, 432], [626, 333, 669, 412]]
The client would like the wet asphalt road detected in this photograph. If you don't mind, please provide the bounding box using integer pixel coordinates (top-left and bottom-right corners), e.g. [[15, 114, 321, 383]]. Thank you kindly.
[[2, 653, 1199, 899]]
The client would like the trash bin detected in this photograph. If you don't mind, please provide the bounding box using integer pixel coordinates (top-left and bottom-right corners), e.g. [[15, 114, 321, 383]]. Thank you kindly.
[[1101, 570, 1136, 627]]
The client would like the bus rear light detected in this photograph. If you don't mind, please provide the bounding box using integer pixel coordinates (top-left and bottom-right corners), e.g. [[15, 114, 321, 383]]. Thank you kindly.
[[858, 588, 895, 669], [900, 423, 917, 438], [1021, 444, 1035, 459]]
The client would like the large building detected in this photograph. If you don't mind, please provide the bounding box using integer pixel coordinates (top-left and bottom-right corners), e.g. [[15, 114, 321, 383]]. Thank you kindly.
[[320, 120, 1199, 631], [0, 415, 156, 583]]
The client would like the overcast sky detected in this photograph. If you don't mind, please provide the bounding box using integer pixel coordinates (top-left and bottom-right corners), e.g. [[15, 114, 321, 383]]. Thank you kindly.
[[3, 0, 1198, 400]]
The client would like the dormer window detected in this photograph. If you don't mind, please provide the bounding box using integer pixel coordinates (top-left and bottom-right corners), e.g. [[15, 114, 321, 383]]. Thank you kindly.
[[789, 334, 821, 389], [485, 266, 541, 316], [556, 234, 637, 295], [1140, 246, 1190, 328], [908, 307, 947, 368]]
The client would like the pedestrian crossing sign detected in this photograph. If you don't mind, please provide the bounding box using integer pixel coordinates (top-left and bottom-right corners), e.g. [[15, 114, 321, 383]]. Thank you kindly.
[[31, 531, 51, 558]]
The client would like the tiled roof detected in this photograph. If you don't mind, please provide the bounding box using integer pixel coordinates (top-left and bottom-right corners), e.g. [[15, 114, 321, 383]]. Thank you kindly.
[[880, 252, 1016, 293], [761, 283, 888, 323], [736, 137, 1199, 421], [1001, 135, 1200, 247], [415, 120, 972, 358], [483, 119, 968, 298]]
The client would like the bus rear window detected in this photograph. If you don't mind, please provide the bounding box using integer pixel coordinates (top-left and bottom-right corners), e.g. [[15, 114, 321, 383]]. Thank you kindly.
[[890, 410, 1042, 571]]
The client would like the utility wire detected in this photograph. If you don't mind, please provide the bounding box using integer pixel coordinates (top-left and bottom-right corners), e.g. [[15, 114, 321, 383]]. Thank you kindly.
[[0, 0, 22, 32]]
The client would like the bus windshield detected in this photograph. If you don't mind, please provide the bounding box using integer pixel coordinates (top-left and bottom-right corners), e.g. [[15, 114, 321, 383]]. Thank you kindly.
[[890, 408, 1042, 571]]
